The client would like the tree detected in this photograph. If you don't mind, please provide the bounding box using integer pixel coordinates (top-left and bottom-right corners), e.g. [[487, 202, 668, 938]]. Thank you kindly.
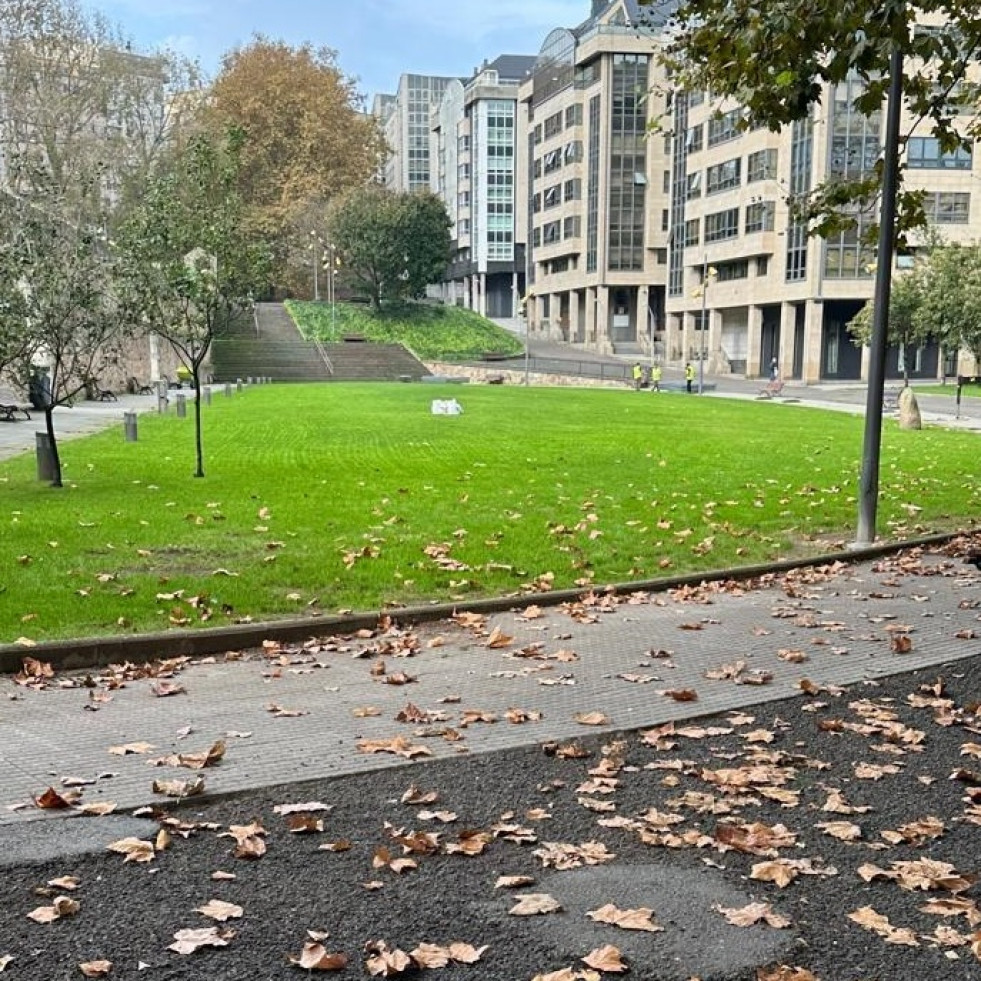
[[646, 0, 981, 240], [0, 190, 127, 487], [327, 187, 450, 309], [916, 244, 981, 372], [848, 266, 929, 386], [207, 37, 385, 283], [0, 0, 202, 218], [118, 131, 270, 478]]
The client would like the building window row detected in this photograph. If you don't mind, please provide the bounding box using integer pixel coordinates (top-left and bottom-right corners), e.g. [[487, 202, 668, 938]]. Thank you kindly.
[[907, 136, 972, 169], [706, 108, 743, 148], [924, 190, 970, 223]]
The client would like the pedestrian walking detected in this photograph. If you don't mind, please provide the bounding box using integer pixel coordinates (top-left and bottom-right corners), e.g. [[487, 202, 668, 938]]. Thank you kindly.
[[651, 363, 662, 392], [632, 362, 643, 390], [685, 362, 695, 393], [770, 357, 779, 381]]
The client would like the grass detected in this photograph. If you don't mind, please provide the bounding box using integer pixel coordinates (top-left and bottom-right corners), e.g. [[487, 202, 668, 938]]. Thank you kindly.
[[914, 382, 981, 398], [286, 299, 524, 361], [1, 383, 979, 643]]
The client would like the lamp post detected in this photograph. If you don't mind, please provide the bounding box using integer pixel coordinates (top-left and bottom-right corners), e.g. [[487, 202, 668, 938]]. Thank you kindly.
[[309, 231, 322, 301], [327, 243, 337, 336], [697, 258, 715, 395]]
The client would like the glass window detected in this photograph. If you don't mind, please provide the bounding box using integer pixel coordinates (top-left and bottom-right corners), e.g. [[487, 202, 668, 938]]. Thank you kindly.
[[908, 136, 972, 169], [747, 148, 777, 183], [924, 191, 970, 223], [685, 124, 703, 153], [706, 157, 741, 194], [704, 207, 739, 242], [684, 217, 700, 247], [745, 200, 775, 233], [707, 109, 741, 148], [686, 171, 702, 199]]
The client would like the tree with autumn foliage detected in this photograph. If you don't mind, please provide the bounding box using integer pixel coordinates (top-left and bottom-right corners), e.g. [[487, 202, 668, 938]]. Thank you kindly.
[[206, 37, 385, 287]]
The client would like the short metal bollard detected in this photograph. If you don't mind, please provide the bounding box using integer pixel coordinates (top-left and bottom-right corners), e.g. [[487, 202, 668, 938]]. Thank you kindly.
[[157, 392, 168, 413], [124, 411, 138, 442], [35, 432, 56, 482], [176, 394, 186, 418], [247, 376, 253, 385], [224, 383, 232, 397], [236, 378, 243, 393], [204, 386, 212, 406]]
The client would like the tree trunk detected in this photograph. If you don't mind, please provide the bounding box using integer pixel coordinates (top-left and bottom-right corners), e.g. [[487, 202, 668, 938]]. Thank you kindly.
[[192, 368, 205, 478], [44, 405, 63, 488]]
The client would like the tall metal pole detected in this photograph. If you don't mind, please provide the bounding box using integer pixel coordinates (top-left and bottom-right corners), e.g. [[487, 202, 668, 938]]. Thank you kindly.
[[856, 42, 904, 546], [698, 257, 708, 395]]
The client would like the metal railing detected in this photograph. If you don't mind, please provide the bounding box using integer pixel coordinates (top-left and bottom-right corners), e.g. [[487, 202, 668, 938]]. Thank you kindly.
[[314, 339, 334, 375], [473, 355, 633, 384]]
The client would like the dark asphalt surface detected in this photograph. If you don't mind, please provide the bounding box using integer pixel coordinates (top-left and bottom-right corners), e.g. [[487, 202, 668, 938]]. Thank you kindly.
[[3, 655, 981, 980]]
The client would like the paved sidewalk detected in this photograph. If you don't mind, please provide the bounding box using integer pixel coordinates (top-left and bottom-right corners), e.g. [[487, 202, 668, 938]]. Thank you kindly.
[[3, 544, 979, 826]]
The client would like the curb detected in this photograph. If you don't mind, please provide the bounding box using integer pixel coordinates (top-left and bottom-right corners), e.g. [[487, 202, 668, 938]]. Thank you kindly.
[[0, 531, 961, 675]]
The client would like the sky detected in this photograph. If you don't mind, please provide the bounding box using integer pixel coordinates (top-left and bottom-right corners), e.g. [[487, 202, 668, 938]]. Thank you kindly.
[[95, 0, 595, 100]]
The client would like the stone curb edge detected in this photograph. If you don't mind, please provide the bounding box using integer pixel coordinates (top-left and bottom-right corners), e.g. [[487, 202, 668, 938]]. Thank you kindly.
[[0, 532, 960, 675]]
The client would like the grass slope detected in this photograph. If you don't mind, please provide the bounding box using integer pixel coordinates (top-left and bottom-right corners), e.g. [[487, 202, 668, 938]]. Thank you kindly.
[[1, 383, 978, 641], [286, 300, 524, 362]]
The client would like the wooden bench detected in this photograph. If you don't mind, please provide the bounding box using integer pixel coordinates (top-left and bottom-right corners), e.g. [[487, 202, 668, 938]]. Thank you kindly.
[[0, 403, 31, 422], [757, 378, 785, 399]]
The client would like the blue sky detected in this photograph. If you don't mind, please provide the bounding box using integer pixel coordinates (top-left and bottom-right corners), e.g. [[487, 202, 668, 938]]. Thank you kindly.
[[96, 0, 592, 99]]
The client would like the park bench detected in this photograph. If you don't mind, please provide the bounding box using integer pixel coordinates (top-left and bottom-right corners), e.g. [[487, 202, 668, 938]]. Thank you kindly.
[[757, 378, 785, 399], [0, 403, 30, 422], [127, 377, 154, 395]]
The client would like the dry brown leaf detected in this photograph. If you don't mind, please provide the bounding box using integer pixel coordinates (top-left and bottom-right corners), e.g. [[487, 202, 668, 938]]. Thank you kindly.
[[372, 846, 417, 875], [168, 926, 235, 955], [756, 967, 819, 981], [495, 875, 535, 889], [357, 737, 432, 760], [509, 893, 563, 916], [287, 942, 348, 971], [152, 776, 205, 798], [582, 944, 628, 972], [750, 861, 798, 889], [79, 960, 113, 977], [585, 904, 662, 932], [195, 899, 243, 922], [106, 838, 155, 863], [0, 956, 12, 972], [485, 626, 514, 649], [846, 906, 918, 946], [108, 742, 155, 756], [446, 943, 487, 964], [815, 820, 862, 841], [715, 902, 791, 928], [574, 712, 610, 727], [364, 941, 413, 976], [35, 787, 75, 810], [47, 876, 80, 891], [660, 688, 698, 702]]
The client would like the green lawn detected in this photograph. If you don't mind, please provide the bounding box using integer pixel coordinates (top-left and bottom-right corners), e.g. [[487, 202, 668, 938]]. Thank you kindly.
[[1, 383, 979, 643], [286, 299, 524, 361], [914, 383, 981, 398]]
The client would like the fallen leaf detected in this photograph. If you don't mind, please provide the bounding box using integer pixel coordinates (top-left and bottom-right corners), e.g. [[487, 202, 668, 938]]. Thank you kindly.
[[195, 899, 243, 922], [582, 944, 628, 972], [106, 838, 155, 863], [364, 941, 413, 976], [79, 960, 113, 978], [574, 712, 611, 727], [168, 926, 235, 955], [509, 893, 563, 916], [586, 904, 662, 932], [287, 942, 348, 971], [714, 902, 791, 928]]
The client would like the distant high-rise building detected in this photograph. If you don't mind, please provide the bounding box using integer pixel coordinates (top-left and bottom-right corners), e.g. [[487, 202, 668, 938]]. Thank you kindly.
[[431, 55, 536, 317], [373, 74, 459, 192]]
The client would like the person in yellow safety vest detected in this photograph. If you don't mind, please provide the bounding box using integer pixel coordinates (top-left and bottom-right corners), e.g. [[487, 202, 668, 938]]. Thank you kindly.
[[651, 363, 662, 392], [631, 362, 643, 390], [685, 362, 695, 393]]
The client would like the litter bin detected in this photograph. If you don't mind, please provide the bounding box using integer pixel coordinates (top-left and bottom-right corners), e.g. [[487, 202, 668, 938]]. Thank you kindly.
[[36, 432, 56, 481]]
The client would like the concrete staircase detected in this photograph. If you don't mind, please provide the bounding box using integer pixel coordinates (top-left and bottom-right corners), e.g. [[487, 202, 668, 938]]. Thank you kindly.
[[209, 303, 429, 383]]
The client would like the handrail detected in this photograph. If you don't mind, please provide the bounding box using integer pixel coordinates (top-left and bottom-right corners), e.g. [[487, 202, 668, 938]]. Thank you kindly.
[[314, 339, 334, 375]]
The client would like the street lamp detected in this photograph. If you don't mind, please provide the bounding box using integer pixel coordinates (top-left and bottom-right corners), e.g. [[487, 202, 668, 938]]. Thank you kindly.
[[309, 231, 322, 301], [695, 258, 716, 395]]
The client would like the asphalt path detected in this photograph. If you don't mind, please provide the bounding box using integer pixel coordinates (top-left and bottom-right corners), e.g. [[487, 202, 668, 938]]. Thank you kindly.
[[3, 547, 981, 979]]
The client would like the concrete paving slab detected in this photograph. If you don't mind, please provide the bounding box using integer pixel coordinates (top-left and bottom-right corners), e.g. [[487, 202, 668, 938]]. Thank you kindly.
[[2, 549, 979, 829]]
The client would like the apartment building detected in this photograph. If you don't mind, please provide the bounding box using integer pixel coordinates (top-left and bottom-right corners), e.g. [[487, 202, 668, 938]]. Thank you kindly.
[[431, 55, 536, 318], [374, 74, 460, 193], [519, 0, 676, 355], [665, 76, 979, 382]]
